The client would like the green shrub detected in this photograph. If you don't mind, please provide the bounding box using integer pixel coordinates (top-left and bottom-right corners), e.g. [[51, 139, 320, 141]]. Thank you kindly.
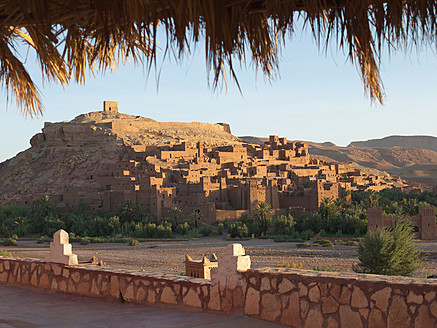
[[133, 222, 172, 238], [300, 230, 315, 241], [128, 239, 140, 246], [297, 242, 311, 248], [200, 225, 212, 237], [37, 235, 51, 244], [11, 234, 18, 240], [89, 237, 106, 243], [353, 220, 422, 276], [217, 223, 224, 235], [160, 217, 175, 229], [313, 239, 332, 247], [247, 222, 260, 236], [229, 223, 249, 238], [80, 237, 90, 245], [313, 265, 340, 272], [176, 222, 190, 235], [156, 224, 172, 238], [0, 249, 12, 257], [273, 214, 296, 235], [344, 241, 359, 246], [108, 237, 131, 243], [2, 238, 17, 246], [187, 228, 201, 238], [276, 260, 302, 269], [273, 234, 304, 242], [222, 218, 230, 231]]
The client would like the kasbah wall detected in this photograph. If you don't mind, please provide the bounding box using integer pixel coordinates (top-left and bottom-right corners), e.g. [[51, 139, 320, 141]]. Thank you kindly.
[[19, 102, 411, 226], [368, 206, 437, 240], [2, 241, 437, 328]]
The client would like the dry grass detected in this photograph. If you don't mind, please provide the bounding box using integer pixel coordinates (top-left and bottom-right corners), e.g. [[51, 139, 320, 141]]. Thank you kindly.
[[1, 1, 436, 115]]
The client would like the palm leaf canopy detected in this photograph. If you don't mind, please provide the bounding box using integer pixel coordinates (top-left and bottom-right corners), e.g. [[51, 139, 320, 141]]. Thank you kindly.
[[1, 0, 436, 116]]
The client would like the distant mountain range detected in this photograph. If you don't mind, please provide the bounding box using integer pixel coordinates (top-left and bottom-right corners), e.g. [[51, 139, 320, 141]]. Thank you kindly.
[[349, 135, 437, 152], [239, 135, 437, 189]]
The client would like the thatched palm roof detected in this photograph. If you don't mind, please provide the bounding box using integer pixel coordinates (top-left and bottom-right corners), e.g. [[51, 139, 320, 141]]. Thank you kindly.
[[1, 1, 436, 116]]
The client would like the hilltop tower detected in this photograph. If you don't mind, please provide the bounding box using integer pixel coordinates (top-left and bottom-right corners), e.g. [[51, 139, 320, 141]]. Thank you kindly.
[[103, 101, 118, 113]]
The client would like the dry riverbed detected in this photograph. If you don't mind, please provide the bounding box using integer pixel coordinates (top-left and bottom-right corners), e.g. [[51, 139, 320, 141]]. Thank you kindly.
[[3, 236, 437, 278]]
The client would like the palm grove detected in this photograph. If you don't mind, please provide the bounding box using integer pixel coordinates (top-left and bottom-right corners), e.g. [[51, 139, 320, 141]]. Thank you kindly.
[[1, 189, 436, 276]]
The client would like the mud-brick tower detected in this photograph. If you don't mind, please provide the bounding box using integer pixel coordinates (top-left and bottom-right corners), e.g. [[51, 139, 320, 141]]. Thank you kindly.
[[367, 208, 384, 230], [103, 101, 118, 113], [419, 206, 437, 240]]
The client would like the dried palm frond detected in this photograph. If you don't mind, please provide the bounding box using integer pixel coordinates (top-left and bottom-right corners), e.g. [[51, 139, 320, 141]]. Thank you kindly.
[[0, 0, 436, 115]]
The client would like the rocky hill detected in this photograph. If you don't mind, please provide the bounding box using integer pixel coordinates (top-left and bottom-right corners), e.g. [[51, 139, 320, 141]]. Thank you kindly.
[[349, 135, 437, 152], [0, 110, 240, 204]]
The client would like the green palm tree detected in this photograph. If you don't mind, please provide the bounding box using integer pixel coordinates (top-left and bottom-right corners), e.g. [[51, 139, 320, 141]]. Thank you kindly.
[[367, 190, 381, 208], [401, 198, 419, 216], [170, 206, 181, 225], [255, 202, 272, 236], [319, 197, 341, 221], [191, 210, 202, 228]]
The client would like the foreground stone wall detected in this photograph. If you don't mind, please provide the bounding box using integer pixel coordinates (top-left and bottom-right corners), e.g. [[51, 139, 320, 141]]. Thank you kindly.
[[0, 256, 243, 313], [2, 255, 437, 327], [243, 268, 437, 328]]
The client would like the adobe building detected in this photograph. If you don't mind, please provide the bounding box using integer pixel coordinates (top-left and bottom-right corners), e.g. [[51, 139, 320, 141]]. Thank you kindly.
[[367, 206, 437, 240], [50, 129, 403, 222], [31, 102, 404, 222], [103, 101, 118, 113], [93, 134, 398, 222]]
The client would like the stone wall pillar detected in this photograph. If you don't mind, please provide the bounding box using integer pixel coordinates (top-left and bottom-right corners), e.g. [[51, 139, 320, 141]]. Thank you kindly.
[[210, 243, 251, 312], [44, 229, 78, 265]]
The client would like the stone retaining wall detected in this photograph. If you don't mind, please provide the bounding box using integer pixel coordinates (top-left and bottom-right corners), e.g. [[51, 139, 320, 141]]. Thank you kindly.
[[0, 256, 243, 313], [2, 255, 437, 327], [243, 268, 437, 328]]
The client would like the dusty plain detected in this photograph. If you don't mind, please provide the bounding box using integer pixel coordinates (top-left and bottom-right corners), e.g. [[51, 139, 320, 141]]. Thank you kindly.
[[3, 236, 437, 278]]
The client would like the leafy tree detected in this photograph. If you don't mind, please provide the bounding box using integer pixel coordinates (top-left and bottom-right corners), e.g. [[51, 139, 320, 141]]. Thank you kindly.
[[295, 212, 323, 234], [255, 202, 272, 236], [353, 220, 422, 276], [117, 200, 146, 224], [378, 188, 407, 203], [273, 214, 296, 235], [42, 215, 64, 236], [239, 213, 253, 226], [28, 196, 58, 233], [418, 191, 437, 207]]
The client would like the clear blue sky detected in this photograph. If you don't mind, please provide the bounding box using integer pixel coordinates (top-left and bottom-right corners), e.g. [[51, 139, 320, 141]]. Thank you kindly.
[[0, 28, 436, 162]]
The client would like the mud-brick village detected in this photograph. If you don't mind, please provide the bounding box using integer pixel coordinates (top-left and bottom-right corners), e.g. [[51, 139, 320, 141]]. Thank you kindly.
[[2, 1, 437, 328], [1, 101, 437, 327]]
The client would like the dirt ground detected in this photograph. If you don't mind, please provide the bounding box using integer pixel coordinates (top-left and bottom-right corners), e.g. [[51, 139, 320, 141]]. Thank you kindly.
[[3, 236, 437, 278]]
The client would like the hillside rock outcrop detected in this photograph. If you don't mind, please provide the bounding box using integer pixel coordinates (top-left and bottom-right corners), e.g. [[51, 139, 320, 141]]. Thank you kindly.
[[0, 110, 237, 205]]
